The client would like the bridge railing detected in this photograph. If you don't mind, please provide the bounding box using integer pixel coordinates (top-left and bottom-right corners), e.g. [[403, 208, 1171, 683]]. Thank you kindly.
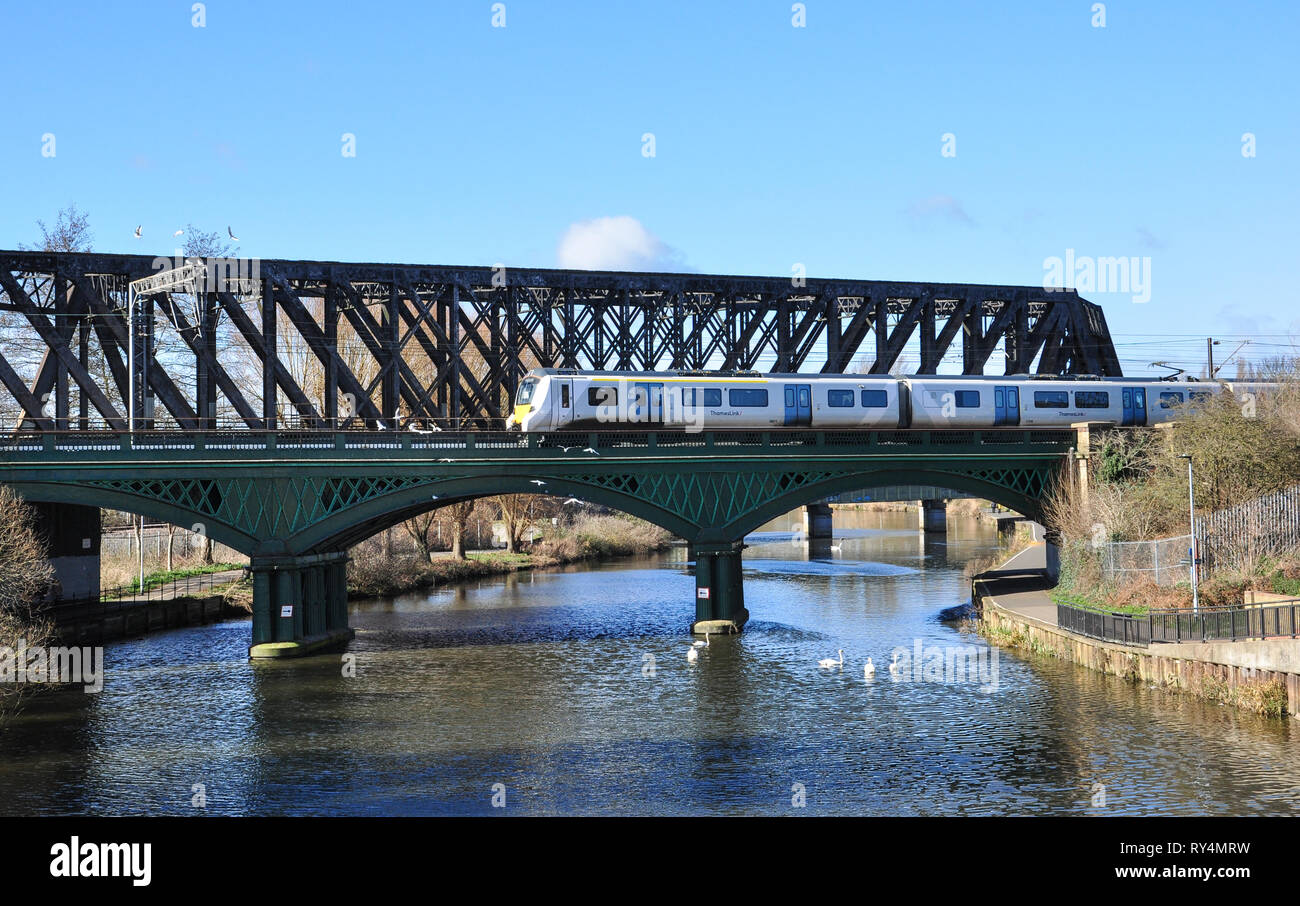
[[1056, 598, 1300, 647], [0, 427, 1080, 457]]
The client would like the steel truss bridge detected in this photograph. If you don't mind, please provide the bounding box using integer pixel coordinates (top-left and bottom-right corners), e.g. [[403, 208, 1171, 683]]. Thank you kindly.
[[0, 251, 1122, 432]]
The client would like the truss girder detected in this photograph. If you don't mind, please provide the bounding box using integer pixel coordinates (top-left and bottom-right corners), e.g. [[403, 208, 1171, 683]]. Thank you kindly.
[[0, 251, 1122, 431]]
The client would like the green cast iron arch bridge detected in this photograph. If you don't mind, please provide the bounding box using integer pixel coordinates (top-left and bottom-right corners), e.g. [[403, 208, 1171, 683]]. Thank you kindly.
[[0, 427, 1076, 656]]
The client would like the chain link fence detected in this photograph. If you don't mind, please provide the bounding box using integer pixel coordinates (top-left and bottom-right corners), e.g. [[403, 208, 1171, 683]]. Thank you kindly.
[[1099, 534, 1194, 586]]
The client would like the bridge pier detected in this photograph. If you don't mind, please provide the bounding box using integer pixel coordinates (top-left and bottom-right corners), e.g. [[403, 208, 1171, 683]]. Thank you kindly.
[[917, 500, 947, 535], [249, 552, 353, 658], [31, 502, 101, 600], [691, 542, 748, 635], [802, 503, 833, 540]]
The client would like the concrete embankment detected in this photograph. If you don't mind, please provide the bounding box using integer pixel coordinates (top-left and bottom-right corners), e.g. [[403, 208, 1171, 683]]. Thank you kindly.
[[973, 545, 1300, 718]]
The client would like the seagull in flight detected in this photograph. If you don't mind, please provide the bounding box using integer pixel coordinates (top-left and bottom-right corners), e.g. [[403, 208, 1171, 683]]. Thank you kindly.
[[133, 225, 142, 238], [173, 229, 184, 237], [228, 226, 239, 241], [582, 447, 600, 455], [563, 498, 582, 506], [530, 479, 546, 486]]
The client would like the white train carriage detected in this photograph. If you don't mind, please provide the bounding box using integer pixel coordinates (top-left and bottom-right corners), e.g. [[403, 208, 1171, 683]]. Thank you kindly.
[[511, 369, 903, 432], [510, 369, 1260, 433]]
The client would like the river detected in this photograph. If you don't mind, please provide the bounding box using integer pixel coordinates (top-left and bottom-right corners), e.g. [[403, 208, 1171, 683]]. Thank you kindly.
[[2, 510, 1298, 815]]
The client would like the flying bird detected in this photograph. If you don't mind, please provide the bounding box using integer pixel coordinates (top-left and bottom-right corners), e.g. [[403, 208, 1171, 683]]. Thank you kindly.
[[134, 225, 142, 238], [563, 498, 582, 506], [582, 447, 599, 455], [227, 226, 239, 241], [530, 479, 546, 486], [173, 229, 184, 237]]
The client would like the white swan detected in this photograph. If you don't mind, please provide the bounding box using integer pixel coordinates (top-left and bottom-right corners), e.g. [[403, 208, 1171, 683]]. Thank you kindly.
[[692, 631, 710, 649], [818, 649, 844, 669], [687, 646, 699, 663], [888, 651, 903, 676], [863, 657, 876, 678]]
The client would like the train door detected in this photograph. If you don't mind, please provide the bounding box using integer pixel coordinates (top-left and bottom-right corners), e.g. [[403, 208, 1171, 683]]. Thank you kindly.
[[993, 385, 1020, 426], [784, 384, 811, 426], [1121, 387, 1148, 426], [631, 382, 664, 424]]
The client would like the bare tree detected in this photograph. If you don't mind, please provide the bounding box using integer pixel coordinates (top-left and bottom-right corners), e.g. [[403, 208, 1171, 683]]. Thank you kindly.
[[0, 486, 56, 723], [448, 500, 475, 559], [19, 204, 93, 252], [497, 494, 540, 553]]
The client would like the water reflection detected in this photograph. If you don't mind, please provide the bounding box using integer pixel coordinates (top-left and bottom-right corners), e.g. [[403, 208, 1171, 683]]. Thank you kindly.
[[1, 510, 1297, 815]]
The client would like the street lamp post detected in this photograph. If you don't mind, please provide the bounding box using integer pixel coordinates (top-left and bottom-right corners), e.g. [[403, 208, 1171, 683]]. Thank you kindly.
[[1179, 454, 1199, 612]]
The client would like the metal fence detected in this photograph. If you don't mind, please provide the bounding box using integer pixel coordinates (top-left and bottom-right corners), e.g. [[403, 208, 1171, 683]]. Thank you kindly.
[[1197, 484, 1300, 574], [1057, 598, 1300, 647], [1056, 602, 1151, 646], [1099, 534, 1193, 587], [40, 568, 247, 618]]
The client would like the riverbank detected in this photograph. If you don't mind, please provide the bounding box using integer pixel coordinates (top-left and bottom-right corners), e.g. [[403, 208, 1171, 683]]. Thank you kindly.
[[347, 514, 674, 598], [973, 545, 1299, 719]]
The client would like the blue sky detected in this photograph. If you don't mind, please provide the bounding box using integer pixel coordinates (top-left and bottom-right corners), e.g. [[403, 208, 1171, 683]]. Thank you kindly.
[[2, 0, 1296, 374]]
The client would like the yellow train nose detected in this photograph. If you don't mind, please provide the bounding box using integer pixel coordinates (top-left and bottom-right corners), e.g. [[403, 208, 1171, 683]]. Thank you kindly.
[[512, 404, 533, 425]]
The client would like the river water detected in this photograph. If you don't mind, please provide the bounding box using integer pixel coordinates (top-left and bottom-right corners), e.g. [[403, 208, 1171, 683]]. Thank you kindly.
[[2, 510, 1298, 816]]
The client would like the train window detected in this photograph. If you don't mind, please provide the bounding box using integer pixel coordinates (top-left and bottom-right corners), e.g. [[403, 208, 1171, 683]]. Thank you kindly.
[[861, 389, 888, 408], [588, 386, 617, 406], [1159, 391, 1185, 409], [561, 384, 570, 407], [1074, 390, 1110, 409], [683, 388, 720, 407], [954, 390, 980, 408], [516, 380, 538, 405], [729, 388, 769, 407], [1034, 391, 1069, 409], [827, 389, 855, 407], [1189, 390, 1212, 402]]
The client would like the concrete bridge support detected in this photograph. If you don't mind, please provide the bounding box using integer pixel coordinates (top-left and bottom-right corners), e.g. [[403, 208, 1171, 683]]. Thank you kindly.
[[917, 500, 947, 534], [249, 551, 353, 658], [691, 542, 748, 636], [802, 503, 834, 540], [31, 502, 101, 600]]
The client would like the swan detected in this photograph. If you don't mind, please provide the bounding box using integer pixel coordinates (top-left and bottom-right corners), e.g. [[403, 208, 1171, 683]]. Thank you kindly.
[[818, 649, 844, 669], [863, 657, 876, 678], [888, 651, 903, 676], [692, 631, 710, 649], [687, 647, 699, 663]]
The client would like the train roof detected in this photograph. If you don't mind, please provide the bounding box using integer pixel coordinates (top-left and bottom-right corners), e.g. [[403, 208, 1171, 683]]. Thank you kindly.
[[523, 368, 1242, 384]]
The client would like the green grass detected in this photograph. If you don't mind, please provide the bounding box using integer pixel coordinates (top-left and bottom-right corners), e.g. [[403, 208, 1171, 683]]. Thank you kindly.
[[1050, 588, 1150, 616]]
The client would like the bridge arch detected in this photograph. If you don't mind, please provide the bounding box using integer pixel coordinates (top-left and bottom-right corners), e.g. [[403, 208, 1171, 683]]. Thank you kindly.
[[294, 475, 701, 554], [716, 467, 1051, 541], [6, 480, 261, 554]]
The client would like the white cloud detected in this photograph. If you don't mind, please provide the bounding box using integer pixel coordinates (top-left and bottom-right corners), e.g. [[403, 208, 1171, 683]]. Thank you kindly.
[[556, 216, 685, 271], [906, 194, 975, 226]]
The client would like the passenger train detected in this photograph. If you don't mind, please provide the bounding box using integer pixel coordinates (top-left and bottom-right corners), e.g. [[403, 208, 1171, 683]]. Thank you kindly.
[[508, 368, 1278, 432]]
